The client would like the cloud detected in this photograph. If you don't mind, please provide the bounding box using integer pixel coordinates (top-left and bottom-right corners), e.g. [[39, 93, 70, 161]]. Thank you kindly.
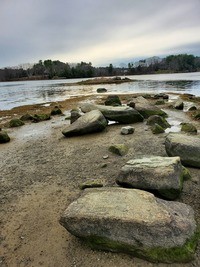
[[0, 0, 200, 67]]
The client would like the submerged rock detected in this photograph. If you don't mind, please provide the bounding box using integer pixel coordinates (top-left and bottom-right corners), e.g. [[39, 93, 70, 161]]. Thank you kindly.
[[62, 110, 107, 137], [80, 103, 144, 124], [60, 187, 199, 263], [116, 156, 186, 199], [165, 133, 200, 167]]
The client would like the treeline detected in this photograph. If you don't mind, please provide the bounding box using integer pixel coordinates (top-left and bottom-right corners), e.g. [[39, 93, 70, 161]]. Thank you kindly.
[[0, 54, 200, 82]]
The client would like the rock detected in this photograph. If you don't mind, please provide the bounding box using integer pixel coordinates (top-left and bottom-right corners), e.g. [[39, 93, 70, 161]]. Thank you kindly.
[[103, 155, 109, 159], [31, 114, 51, 122], [174, 99, 184, 110], [104, 95, 121, 106], [97, 88, 107, 93], [0, 131, 10, 143], [127, 101, 135, 108], [62, 110, 107, 137], [182, 166, 191, 181], [181, 123, 197, 134], [188, 106, 197, 111], [134, 97, 167, 118], [193, 111, 200, 120], [9, 118, 25, 127], [70, 109, 82, 124], [60, 187, 199, 263], [154, 93, 169, 100], [109, 144, 129, 156], [147, 115, 170, 129], [51, 107, 62, 115], [20, 114, 33, 121], [79, 179, 105, 190], [155, 100, 165, 105], [80, 103, 144, 124], [121, 126, 135, 135], [151, 123, 165, 134], [165, 133, 200, 167], [116, 156, 186, 199]]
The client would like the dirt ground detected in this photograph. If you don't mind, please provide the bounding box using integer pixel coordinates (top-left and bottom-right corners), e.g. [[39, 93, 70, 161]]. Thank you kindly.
[[0, 95, 200, 267]]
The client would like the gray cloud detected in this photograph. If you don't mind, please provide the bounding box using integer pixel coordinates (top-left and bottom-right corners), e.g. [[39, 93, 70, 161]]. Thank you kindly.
[[0, 0, 200, 67]]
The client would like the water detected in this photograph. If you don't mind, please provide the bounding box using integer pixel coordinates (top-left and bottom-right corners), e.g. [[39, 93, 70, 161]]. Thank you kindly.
[[0, 72, 200, 110]]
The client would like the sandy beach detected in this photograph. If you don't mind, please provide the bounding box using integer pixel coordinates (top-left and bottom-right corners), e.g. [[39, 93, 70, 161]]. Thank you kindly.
[[0, 94, 200, 267]]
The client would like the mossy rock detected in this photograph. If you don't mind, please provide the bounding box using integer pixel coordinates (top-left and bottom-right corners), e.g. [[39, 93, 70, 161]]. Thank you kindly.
[[109, 144, 129, 156], [138, 109, 167, 119], [20, 113, 33, 121], [105, 95, 122, 106], [9, 118, 25, 127], [181, 123, 197, 134], [51, 107, 62, 115], [182, 166, 191, 181], [147, 115, 170, 129], [79, 179, 105, 190], [84, 227, 200, 263], [0, 131, 10, 143], [193, 111, 200, 120], [188, 106, 197, 111], [151, 124, 165, 134], [155, 100, 165, 105], [32, 114, 51, 123]]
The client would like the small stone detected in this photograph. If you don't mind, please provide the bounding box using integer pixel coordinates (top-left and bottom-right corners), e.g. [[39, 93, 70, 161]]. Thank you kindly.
[[97, 88, 107, 93], [103, 155, 109, 159], [79, 179, 104, 190], [51, 107, 62, 115], [121, 126, 135, 135], [188, 106, 197, 111], [101, 163, 107, 168]]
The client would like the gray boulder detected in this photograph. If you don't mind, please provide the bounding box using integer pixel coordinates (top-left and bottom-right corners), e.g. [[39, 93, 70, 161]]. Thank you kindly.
[[116, 156, 185, 199], [60, 187, 199, 263], [165, 133, 200, 167], [62, 110, 107, 137], [80, 103, 144, 124]]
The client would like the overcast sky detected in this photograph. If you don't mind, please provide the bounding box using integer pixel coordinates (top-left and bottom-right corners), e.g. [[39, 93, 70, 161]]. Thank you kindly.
[[0, 0, 200, 67]]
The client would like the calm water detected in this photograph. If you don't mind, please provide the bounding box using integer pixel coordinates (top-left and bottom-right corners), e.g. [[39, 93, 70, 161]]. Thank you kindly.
[[0, 72, 200, 110]]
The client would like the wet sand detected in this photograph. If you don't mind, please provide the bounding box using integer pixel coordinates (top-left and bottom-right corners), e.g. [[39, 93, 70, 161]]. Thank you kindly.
[[0, 94, 200, 267]]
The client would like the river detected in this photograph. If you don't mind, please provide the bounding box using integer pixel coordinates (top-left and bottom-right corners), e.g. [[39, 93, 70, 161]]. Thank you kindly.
[[0, 72, 200, 110]]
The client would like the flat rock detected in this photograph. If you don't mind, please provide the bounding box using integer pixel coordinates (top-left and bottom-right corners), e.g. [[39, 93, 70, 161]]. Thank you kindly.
[[80, 103, 144, 124], [116, 156, 185, 199], [62, 110, 107, 137], [165, 133, 200, 168], [60, 187, 199, 263]]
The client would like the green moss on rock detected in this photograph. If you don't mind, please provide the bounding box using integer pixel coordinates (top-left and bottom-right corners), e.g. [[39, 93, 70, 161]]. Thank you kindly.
[[83, 226, 200, 263], [151, 124, 165, 134], [109, 144, 129, 156], [182, 166, 191, 181], [138, 109, 167, 119], [32, 114, 51, 122], [0, 131, 10, 143], [9, 118, 25, 127], [181, 123, 197, 134]]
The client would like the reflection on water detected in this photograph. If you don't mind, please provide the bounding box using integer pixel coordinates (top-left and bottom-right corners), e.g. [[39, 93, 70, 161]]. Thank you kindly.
[[0, 72, 200, 110]]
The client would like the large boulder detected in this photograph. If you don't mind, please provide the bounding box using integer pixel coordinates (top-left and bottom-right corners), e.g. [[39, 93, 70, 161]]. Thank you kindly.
[[116, 156, 186, 199], [60, 187, 199, 263], [62, 110, 107, 137], [165, 133, 200, 167], [134, 97, 167, 118], [80, 103, 144, 124]]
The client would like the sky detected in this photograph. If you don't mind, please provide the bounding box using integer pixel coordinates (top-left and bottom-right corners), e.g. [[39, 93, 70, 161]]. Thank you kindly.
[[0, 0, 200, 68]]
